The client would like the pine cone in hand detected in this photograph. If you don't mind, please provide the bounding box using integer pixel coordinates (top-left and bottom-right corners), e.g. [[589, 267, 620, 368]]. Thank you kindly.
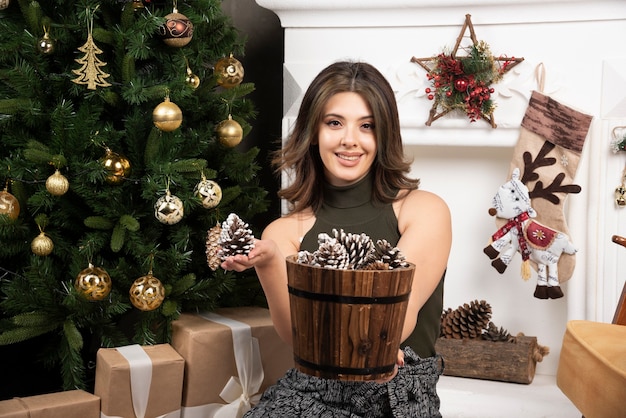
[[217, 213, 255, 260], [482, 322, 516, 342], [206, 223, 222, 270], [440, 299, 492, 339]]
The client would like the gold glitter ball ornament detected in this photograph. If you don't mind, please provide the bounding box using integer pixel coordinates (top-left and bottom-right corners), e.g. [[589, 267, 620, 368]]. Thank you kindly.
[[75, 264, 112, 301], [216, 115, 243, 147], [101, 149, 131, 185], [129, 274, 165, 311], [159, 12, 194, 48], [153, 97, 183, 132], [0, 189, 20, 220], [215, 55, 244, 88], [31, 232, 54, 256], [46, 169, 69, 196], [194, 179, 222, 209], [154, 190, 184, 224]]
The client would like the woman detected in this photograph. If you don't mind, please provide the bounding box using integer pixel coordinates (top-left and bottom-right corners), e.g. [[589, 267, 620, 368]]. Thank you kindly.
[[222, 61, 452, 417]]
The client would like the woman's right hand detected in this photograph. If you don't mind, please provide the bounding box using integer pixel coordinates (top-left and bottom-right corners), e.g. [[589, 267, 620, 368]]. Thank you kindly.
[[220, 239, 279, 272]]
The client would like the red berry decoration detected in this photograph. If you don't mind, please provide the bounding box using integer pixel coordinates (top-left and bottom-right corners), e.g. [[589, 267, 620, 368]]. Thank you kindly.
[[454, 77, 469, 92]]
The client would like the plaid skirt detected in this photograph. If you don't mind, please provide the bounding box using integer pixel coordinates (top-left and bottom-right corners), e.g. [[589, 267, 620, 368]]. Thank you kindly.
[[243, 347, 443, 418]]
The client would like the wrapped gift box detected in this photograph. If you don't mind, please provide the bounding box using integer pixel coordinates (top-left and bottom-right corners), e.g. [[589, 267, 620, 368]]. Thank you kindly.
[[94, 343, 184, 418], [171, 306, 293, 417], [0, 390, 99, 418]]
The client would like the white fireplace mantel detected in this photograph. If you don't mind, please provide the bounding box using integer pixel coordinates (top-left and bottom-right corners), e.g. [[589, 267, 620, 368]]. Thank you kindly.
[[257, 0, 623, 27], [256, 0, 626, 381]]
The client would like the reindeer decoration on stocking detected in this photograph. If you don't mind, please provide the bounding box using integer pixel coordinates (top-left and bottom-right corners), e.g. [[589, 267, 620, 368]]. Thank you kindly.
[[484, 168, 577, 299], [484, 91, 592, 299]]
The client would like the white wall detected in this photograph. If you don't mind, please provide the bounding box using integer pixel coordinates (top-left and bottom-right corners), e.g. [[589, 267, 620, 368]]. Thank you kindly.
[[257, 0, 626, 376]]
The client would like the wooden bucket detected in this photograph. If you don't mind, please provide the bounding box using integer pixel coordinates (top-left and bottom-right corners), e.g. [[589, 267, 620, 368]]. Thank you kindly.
[[286, 255, 414, 381]]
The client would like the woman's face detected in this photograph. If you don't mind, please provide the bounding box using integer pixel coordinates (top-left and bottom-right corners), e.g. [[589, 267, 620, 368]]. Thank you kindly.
[[317, 92, 377, 187]]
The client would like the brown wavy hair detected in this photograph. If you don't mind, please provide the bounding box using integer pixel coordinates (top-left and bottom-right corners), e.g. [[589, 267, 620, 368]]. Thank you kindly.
[[272, 61, 419, 214]]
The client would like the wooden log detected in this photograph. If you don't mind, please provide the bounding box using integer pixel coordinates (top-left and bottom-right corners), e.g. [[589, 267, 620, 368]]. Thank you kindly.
[[435, 336, 542, 384]]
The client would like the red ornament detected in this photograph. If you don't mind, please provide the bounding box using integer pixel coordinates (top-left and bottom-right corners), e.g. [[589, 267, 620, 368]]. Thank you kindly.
[[454, 77, 469, 92], [427, 94, 434, 100]]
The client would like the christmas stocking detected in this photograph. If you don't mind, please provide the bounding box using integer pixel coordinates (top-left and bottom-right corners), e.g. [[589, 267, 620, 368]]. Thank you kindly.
[[490, 91, 593, 298]]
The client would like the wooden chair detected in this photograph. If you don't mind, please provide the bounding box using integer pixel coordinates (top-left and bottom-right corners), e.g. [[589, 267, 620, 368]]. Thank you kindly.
[[610, 235, 626, 325], [555, 235, 626, 418]]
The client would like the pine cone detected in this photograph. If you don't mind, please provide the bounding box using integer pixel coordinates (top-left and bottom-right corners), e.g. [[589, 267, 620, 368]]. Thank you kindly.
[[440, 299, 492, 339], [312, 238, 350, 269], [374, 239, 409, 269], [205, 223, 222, 271], [296, 250, 316, 265], [362, 260, 390, 270], [217, 213, 255, 259], [482, 321, 516, 342], [330, 229, 375, 269]]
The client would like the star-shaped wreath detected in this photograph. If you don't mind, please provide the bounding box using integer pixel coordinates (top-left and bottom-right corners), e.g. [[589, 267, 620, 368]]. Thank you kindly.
[[411, 14, 524, 128]]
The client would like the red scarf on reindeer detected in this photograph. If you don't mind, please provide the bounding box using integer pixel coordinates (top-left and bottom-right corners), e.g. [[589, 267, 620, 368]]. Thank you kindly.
[[491, 212, 532, 261]]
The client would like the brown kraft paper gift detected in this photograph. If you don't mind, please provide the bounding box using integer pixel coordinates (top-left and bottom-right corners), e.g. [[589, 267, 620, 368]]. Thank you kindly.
[[171, 306, 293, 417], [0, 390, 99, 418], [94, 343, 184, 418]]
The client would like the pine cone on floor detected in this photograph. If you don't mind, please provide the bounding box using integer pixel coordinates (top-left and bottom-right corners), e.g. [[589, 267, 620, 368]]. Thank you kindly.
[[217, 213, 255, 260], [482, 321, 516, 342], [205, 223, 222, 271], [440, 299, 492, 339]]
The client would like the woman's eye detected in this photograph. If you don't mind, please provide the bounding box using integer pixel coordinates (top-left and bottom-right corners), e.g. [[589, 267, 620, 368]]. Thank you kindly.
[[326, 120, 341, 127], [362, 122, 374, 130]]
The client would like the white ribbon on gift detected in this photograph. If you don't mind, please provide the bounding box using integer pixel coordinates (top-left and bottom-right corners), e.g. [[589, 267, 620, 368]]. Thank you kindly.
[[181, 312, 264, 418], [100, 344, 181, 418]]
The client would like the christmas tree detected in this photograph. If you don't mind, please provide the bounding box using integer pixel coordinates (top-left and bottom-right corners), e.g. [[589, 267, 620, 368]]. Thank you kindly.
[[0, 0, 269, 393]]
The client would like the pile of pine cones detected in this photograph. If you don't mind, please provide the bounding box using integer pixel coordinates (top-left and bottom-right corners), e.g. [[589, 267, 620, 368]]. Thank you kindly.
[[440, 299, 516, 342], [297, 228, 409, 270]]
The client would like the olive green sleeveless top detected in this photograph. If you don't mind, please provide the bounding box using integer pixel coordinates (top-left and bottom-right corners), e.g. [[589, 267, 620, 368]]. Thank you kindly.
[[300, 173, 444, 358]]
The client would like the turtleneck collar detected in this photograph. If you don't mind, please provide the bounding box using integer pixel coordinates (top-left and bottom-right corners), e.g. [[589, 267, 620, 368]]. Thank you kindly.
[[322, 172, 373, 209]]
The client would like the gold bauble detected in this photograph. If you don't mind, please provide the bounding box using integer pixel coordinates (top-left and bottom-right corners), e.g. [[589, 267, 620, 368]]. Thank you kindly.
[[0, 189, 20, 220], [153, 98, 183, 132], [129, 274, 165, 311], [37, 33, 55, 55], [194, 179, 222, 209], [75, 264, 112, 301], [215, 55, 244, 88], [159, 12, 194, 48], [31, 232, 54, 256], [154, 190, 184, 224], [101, 149, 131, 185], [46, 169, 69, 196], [185, 72, 200, 89], [216, 115, 243, 147], [132, 0, 145, 11]]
